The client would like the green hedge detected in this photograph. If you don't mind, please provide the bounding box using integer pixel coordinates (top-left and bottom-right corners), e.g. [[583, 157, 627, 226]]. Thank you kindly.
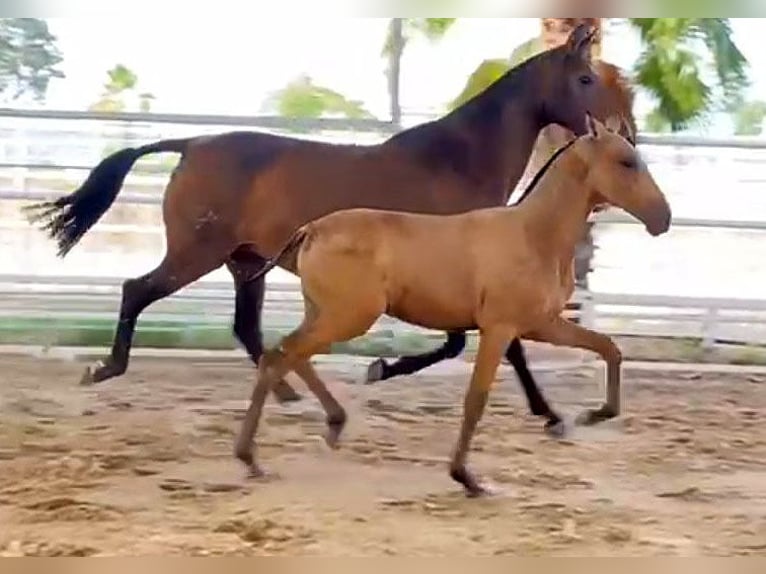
[[0, 317, 474, 358]]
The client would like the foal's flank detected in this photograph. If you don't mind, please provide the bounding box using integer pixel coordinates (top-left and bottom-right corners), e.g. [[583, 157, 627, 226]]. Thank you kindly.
[[236, 114, 671, 496]]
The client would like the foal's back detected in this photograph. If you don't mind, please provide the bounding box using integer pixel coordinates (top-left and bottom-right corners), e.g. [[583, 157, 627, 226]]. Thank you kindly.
[[297, 206, 529, 331]]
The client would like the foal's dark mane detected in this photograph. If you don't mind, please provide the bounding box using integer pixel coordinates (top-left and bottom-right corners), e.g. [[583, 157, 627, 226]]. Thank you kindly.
[[514, 137, 578, 205]]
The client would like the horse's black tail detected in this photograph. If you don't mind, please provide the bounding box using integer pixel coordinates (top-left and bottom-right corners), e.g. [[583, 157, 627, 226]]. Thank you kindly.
[[23, 138, 191, 257], [247, 228, 310, 284]]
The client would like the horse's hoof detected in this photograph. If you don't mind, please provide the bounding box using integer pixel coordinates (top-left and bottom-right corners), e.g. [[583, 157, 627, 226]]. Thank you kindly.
[[365, 359, 387, 384], [575, 405, 617, 427], [79, 361, 107, 386], [276, 392, 303, 405], [79, 366, 95, 387], [273, 383, 303, 404], [544, 419, 568, 439]]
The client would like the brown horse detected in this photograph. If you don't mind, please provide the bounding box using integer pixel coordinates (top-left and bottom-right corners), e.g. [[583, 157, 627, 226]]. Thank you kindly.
[[233, 115, 672, 497], [25, 25, 599, 415], [364, 60, 637, 390]]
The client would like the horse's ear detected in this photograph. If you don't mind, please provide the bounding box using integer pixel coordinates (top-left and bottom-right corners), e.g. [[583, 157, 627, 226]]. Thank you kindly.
[[565, 23, 596, 61], [586, 112, 600, 138]]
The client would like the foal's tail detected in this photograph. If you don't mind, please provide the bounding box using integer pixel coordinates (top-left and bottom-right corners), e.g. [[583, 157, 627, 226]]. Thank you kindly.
[[23, 138, 192, 257], [247, 227, 310, 283]]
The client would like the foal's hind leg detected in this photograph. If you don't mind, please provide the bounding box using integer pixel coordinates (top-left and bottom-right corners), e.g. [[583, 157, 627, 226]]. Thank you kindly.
[[235, 300, 379, 477], [81, 249, 228, 386], [291, 359, 347, 449], [227, 252, 302, 403], [526, 317, 622, 426]]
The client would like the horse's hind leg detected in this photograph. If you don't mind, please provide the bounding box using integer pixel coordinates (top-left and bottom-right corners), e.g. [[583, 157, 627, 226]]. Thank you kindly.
[[227, 252, 302, 403], [365, 331, 467, 383], [81, 248, 228, 386], [504, 338, 564, 437]]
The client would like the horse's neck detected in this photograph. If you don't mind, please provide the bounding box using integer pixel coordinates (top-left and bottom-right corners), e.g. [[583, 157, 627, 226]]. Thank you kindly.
[[442, 73, 545, 202], [516, 154, 595, 260]]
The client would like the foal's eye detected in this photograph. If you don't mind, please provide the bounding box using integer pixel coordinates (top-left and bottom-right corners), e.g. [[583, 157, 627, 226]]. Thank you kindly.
[[579, 75, 594, 86], [620, 158, 637, 169]]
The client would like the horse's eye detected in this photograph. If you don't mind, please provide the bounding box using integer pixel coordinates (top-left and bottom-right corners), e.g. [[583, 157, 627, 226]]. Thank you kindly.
[[579, 75, 593, 86]]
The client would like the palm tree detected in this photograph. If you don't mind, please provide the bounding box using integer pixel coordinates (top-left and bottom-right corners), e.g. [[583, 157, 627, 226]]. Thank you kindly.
[[382, 18, 457, 124], [453, 19, 748, 132]]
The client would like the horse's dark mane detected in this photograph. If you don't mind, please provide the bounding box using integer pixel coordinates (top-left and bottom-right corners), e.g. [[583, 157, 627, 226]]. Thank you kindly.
[[384, 49, 562, 181], [443, 53, 541, 126], [387, 47, 553, 151], [514, 137, 578, 205]]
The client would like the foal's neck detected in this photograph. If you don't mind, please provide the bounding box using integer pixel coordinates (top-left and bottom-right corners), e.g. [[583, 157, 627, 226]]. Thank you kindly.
[[516, 153, 597, 260]]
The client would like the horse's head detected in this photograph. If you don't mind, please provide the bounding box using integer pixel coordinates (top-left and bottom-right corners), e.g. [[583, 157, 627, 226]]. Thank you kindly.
[[530, 22, 601, 138], [575, 114, 671, 237]]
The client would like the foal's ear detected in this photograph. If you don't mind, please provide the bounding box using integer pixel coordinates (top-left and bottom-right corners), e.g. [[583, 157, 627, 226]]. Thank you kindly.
[[586, 113, 600, 138], [604, 115, 623, 134], [605, 114, 638, 145], [566, 23, 597, 61], [623, 117, 637, 146]]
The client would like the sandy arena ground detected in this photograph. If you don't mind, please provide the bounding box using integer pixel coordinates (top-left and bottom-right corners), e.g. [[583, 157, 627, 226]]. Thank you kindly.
[[0, 351, 764, 557]]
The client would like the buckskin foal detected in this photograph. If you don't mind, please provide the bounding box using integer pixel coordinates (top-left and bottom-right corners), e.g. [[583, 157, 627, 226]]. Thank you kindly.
[[234, 115, 671, 497]]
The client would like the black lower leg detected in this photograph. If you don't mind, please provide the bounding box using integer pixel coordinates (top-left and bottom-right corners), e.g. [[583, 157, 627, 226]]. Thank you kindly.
[[505, 338, 561, 427], [370, 331, 467, 382], [228, 256, 301, 403], [83, 270, 178, 385]]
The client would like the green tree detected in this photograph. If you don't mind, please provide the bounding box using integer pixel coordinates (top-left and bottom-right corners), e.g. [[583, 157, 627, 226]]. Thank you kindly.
[[90, 64, 155, 113], [262, 74, 374, 131], [267, 19, 456, 126], [727, 96, 766, 136], [0, 18, 64, 102], [451, 18, 749, 133]]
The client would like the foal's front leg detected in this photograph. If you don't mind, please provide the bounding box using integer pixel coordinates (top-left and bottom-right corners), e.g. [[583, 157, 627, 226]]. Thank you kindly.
[[450, 328, 510, 497], [526, 317, 622, 425]]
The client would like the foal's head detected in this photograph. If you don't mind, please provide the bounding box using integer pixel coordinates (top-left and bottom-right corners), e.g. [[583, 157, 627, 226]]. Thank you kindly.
[[576, 114, 671, 236]]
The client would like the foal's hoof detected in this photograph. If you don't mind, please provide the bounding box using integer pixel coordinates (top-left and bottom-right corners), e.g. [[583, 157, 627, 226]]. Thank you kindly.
[[235, 447, 269, 480], [575, 405, 618, 427], [365, 359, 388, 384], [246, 465, 276, 481], [450, 466, 496, 498], [544, 419, 568, 439], [325, 416, 347, 450]]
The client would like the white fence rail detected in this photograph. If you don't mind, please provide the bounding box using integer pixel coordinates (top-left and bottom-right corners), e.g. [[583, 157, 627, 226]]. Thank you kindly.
[[2, 109, 766, 349]]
